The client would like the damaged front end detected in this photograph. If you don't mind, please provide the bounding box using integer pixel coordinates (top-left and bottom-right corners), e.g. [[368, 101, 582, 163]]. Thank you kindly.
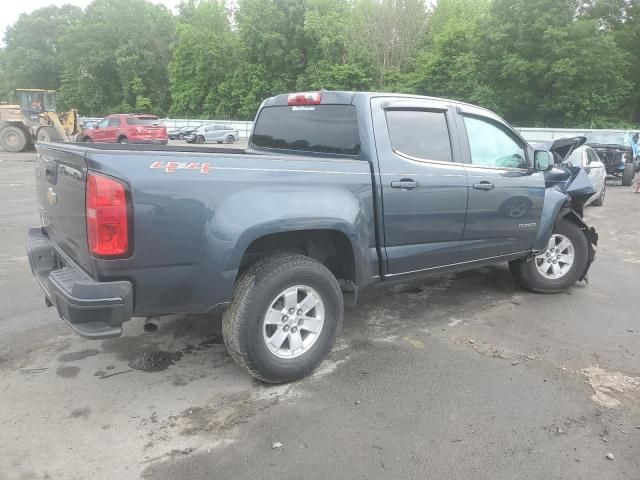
[[533, 137, 599, 281]]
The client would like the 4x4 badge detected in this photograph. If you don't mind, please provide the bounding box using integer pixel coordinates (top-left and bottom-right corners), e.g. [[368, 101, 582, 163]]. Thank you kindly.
[[150, 161, 211, 174]]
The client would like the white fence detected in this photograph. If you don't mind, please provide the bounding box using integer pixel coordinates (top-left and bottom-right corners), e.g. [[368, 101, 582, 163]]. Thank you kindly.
[[516, 127, 633, 142], [80, 117, 635, 142]]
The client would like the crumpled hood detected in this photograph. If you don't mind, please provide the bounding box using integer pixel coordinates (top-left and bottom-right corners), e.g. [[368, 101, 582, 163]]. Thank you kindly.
[[533, 136, 587, 163]]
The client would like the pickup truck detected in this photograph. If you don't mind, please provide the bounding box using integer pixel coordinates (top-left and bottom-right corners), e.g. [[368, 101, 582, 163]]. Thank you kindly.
[[27, 91, 598, 383]]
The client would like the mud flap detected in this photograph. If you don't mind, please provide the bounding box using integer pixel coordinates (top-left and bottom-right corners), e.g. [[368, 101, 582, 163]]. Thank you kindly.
[[559, 209, 598, 282]]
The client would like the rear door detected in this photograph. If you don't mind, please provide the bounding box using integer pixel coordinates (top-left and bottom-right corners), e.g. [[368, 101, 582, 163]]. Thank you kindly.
[[456, 110, 545, 261], [104, 117, 121, 142], [35, 144, 93, 273], [372, 97, 468, 275]]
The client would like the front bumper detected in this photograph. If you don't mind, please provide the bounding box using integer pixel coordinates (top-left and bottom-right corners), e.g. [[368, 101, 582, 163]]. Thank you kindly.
[[26, 227, 132, 339]]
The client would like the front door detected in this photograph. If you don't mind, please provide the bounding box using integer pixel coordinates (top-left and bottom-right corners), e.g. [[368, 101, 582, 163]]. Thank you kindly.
[[372, 97, 468, 275], [456, 112, 545, 261]]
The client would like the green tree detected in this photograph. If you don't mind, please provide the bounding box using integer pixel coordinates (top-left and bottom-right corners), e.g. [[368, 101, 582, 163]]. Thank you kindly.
[[411, 0, 496, 107], [169, 0, 237, 117], [59, 0, 174, 116], [582, 0, 640, 123], [296, 0, 374, 90], [479, 0, 631, 126], [349, 0, 430, 88], [237, 0, 309, 93], [2, 5, 82, 92]]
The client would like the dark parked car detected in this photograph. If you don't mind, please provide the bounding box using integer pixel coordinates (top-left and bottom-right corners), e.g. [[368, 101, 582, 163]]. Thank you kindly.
[[167, 126, 192, 140], [584, 131, 636, 186], [29, 91, 598, 383]]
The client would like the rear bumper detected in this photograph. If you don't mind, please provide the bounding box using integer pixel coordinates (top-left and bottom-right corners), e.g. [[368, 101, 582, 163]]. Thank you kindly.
[[129, 138, 168, 145], [26, 227, 132, 339]]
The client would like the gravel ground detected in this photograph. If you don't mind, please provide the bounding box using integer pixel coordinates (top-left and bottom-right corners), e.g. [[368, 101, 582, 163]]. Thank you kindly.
[[0, 150, 638, 480]]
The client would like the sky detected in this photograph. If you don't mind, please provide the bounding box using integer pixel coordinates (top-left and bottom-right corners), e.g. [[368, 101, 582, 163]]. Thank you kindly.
[[1, 0, 183, 45]]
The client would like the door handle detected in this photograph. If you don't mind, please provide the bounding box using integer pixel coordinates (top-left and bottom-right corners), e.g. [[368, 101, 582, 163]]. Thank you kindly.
[[472, 181, 494, 191], [391, 180, 419, 190]]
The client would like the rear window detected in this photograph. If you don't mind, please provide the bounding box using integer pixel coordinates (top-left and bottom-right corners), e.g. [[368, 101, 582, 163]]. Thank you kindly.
[[386, 110, 452, 162], [252, 105, 360, 155], [127, 116, 160, 126]]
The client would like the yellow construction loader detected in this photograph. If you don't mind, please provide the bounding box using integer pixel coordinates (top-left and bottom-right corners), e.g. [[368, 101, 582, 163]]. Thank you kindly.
[[0, 89, 81, 152]]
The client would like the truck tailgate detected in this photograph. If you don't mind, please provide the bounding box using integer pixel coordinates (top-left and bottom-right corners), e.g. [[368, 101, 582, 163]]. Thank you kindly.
[[35, 143, 93, 274]]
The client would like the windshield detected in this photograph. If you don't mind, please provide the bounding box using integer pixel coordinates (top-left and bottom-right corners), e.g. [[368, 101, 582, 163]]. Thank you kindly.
[[252, 105, 361, 155], [585, 132, 628, 146], [567, 147, 584, 165]]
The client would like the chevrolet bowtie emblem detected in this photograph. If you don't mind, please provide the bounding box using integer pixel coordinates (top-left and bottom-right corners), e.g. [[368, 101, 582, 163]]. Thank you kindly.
[[47, 187, 57, 206]]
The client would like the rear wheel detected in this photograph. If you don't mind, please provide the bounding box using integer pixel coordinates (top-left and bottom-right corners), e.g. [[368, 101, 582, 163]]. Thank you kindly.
[[591, 182, 605, 206], [509, 219, 588, 293], [0, 125, 29, 152], [118, 137, 128, 144], [622, 163, 634, 186], [223, 253, 343, 383], [196, 136, 205, 144]]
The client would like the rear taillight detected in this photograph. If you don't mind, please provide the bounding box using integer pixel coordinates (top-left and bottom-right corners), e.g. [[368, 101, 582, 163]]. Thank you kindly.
[[288, 91, 322, 105], [86, 172, 131, 258]]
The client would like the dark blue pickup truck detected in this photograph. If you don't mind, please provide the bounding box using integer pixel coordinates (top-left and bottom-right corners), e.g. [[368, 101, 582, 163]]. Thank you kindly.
[[28, 91, 597, 383]]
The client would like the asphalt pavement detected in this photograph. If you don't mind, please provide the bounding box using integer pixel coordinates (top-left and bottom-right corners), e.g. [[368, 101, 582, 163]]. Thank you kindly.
[[0, 149, 638, 480]]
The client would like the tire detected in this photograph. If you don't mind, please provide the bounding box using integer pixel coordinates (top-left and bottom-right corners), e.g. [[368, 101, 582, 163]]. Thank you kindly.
[[196, 136, 205, 144], [0, 125, 29, 152], [36, 126, 63, 143], [509, 218, 589, 293], [591, 182, 605, 206], [622, 163, 634, 186], [223, 253, 344, 383], [82, 136, 92, 143], [225, 135, 235, 144], [118, 137, 128, 144]]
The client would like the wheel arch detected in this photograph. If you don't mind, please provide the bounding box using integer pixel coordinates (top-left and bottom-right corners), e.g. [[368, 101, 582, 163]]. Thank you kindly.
[[234, 227, 359, 285], [532, 188, 569, 252]]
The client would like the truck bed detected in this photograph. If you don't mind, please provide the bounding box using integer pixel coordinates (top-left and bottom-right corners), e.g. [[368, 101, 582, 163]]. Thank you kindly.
[[33, 141, 378, 319]]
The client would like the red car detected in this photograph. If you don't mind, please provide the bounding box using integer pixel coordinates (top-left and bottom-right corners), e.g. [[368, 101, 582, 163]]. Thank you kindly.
[[82, 114, 168, 145]]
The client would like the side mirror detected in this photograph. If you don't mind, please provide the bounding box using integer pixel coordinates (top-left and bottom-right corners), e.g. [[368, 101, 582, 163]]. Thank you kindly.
[[534, 150, 553, 171]]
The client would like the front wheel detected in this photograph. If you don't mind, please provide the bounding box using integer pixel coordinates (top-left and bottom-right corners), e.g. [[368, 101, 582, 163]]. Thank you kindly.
[[225, 135, 235, 144], [196, 136, 205, 144], [510, 218, 589, 293], [36, 126, 64, 143], [223, 253, 344, 383]]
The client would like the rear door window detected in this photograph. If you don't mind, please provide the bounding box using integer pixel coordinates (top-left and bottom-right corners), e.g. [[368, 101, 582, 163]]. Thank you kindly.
[[252, 105, 360, 155], [385, 110, 452, 162]]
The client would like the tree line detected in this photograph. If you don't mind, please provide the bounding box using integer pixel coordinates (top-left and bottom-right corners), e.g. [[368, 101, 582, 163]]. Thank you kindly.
[[0, 0, 638, 127]]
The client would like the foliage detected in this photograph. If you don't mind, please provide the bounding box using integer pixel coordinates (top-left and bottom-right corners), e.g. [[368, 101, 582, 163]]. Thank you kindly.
[[169, 0, 236, 117], [1, 0, 639, 125], [57, 0, 175, 116], [2, 5, 82, 93]]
